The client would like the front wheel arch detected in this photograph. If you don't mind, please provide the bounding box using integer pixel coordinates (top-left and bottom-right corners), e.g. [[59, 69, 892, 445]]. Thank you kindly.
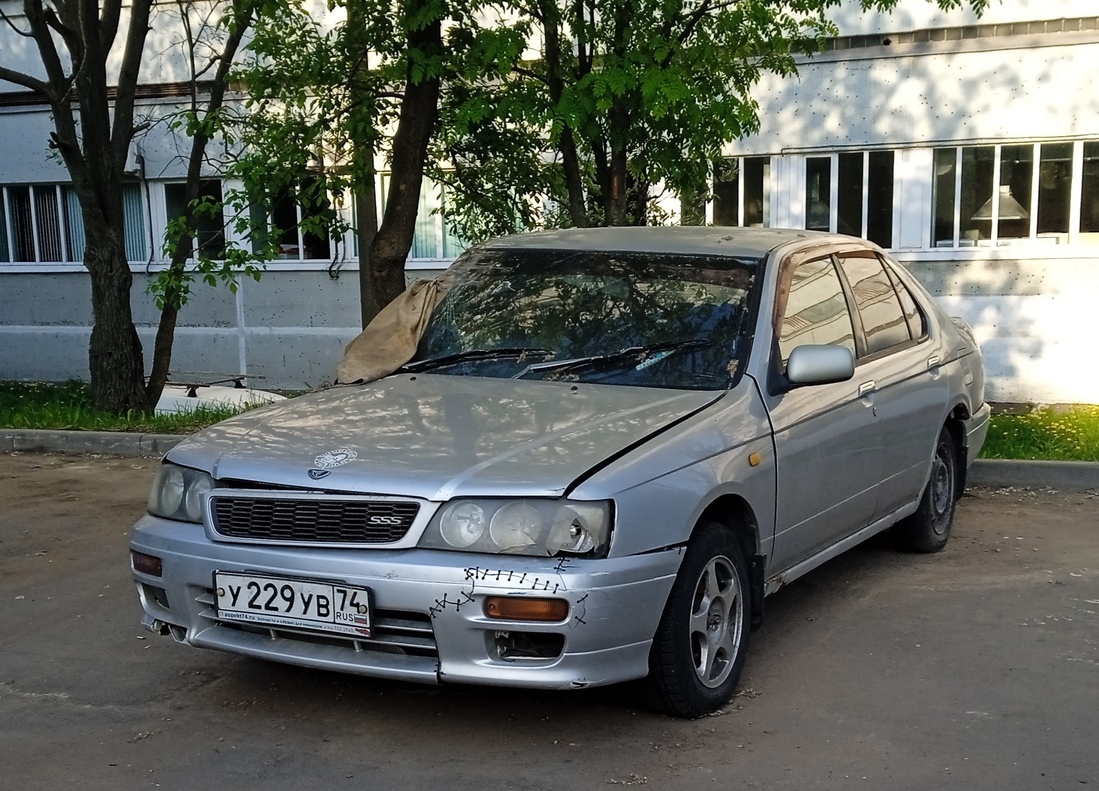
[[641, 519, 753, 717]]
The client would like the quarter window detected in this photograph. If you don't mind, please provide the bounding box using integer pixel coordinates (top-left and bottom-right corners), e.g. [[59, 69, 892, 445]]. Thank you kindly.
[[881, 260, 926, 340], [837, 254, 911, 356], [778, 257, 856, 363]]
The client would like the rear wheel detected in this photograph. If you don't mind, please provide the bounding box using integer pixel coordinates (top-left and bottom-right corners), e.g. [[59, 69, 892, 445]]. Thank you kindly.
[[642, 521, 751, 718], [894, 426, 958, 553]]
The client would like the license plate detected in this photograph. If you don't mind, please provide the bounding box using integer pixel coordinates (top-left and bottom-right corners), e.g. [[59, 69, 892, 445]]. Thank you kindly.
[[214, 572, 371, 636]]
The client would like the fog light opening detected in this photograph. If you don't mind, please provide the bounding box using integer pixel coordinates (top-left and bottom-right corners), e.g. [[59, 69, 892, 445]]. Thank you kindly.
[[493, 631, 566, 661], [132, 551, 163, 577], [484, 596, 569, 622], [141, 583, 170, 610]]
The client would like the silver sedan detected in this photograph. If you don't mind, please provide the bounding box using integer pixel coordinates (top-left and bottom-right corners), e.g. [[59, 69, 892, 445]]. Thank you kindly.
[[130, 227, 989, 718]]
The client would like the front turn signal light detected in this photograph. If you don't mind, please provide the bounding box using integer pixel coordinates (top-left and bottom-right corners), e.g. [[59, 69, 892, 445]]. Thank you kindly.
[[483, 596, 569, 622]]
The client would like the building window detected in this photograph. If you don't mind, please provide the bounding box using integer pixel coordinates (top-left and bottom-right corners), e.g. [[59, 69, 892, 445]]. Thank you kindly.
[[378, 175, 467, 261], [805, 157, 831, 232], [164, 181, 226, 260], [1081, 141, 1099, 235], [866, 152, 895, 248], [713, 157, 770, 227], [251, 178, 333, 261], [801, 152, 894, 246], [932, 141, 1099, 247], [1037, 142, 1073, 235], [0, 183, 146, 263]]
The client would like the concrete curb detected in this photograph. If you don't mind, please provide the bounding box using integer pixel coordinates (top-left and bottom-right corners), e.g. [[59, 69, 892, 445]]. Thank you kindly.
[[968, 458, 1098, 492], [0, 429, 184, 458], [2, 429, 1097, 491]]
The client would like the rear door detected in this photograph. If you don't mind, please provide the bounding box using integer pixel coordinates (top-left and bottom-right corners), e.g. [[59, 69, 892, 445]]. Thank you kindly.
[[834, 252, 947, 519]]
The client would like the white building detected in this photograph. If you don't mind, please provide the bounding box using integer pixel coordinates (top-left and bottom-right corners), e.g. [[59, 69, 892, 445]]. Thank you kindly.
[[0, 0, 1096, 402]]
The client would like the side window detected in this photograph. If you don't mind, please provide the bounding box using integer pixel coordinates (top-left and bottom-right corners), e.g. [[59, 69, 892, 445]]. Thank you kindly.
[[881, 257, 927, 340], [778, 257, 856, 364], [837, 253, 911, 355]]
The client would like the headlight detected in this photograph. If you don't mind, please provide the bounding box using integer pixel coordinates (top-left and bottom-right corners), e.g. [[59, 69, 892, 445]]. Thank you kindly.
[[420, 499, 613, 557], [148, 463, 215, 523]]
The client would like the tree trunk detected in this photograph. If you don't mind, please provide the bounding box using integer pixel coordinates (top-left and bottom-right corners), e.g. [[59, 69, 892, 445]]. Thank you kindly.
[[84, 218, 148, 413], [146, 3, 252, 409], [368, 15, 443, 308], [347, 0, 382, 327], [356, 169, 381, 326], [542, 0, 589, 228]]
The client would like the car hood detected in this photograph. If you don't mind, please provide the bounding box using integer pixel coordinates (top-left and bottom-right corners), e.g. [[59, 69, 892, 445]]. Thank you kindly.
[[167, 373, 724, 500]]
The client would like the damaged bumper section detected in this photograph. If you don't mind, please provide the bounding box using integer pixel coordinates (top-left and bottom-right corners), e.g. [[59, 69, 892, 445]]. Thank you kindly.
[[130, 515, 683, 690]]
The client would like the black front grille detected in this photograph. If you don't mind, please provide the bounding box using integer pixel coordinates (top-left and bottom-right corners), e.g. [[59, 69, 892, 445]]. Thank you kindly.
[[210, 496, 419, 543]]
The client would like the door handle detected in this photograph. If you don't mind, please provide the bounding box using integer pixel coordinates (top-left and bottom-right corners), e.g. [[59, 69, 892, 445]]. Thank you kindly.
[[927, 355, 941, 371], [857, 380, 876, 397]]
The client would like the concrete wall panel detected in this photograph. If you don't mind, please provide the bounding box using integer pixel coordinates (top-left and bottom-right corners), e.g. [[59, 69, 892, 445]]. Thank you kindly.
[[730, 42, 1099, 155], [243, 329, 354, 389], [0, 274, 93, 325], [240, 271, 363, 329], [0, 327, 90, 381]]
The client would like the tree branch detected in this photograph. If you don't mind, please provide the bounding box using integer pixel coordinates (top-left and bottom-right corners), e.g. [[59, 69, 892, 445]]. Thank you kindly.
[[22, 0, 72, 92], [0, 64, 51, 95], [111, 0, 154, 162], [42, 5, 82, 57], [99, 0, 122, 51], [0, 5, 33, 37]]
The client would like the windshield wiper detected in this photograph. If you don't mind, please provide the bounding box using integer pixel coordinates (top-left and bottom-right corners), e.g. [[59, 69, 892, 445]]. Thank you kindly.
[[512, 339, 711, 380], [401, 347, 554, 373]]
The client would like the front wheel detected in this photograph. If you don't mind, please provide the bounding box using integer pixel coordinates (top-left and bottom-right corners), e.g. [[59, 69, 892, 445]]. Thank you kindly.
[[641, 521, 751, 718], [893, 426, 959, 553]]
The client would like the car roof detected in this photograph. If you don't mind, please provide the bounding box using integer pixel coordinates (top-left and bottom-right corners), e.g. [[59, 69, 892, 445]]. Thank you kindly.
[[477, 226, 860, 259]]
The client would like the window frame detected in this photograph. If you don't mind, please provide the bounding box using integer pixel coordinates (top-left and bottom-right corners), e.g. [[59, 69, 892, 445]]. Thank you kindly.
[[929, 141, 1096, 249], [163, 179, 228, 263], [711, 156, 771, 228], [1, 184, 72, 264], [799, 151, 895, 248]]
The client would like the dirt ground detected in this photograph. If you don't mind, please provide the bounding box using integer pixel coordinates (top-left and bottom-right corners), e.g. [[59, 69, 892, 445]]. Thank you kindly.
[[1, 452, 1096, 791]]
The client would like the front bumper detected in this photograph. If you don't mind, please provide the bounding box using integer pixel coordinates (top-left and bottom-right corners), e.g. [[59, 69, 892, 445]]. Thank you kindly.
[[130, 515, 683, 689]]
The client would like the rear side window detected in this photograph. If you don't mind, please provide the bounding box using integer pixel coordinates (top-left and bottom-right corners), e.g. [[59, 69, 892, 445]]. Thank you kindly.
[[837, 254, 911, 356], [778, 257, 856, 363], [881, 258, 927, 340]]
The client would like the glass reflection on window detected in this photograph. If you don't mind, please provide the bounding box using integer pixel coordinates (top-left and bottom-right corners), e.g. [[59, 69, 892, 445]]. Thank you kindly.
[[779, 257, 855, 362]]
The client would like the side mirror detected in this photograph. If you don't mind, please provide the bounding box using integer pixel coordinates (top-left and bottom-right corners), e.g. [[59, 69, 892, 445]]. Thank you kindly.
[[786, 344, 855, 387]]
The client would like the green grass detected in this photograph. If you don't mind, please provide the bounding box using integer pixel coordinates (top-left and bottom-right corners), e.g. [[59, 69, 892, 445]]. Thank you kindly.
[[0, 380, 245, 434], [2, 381, 1098, 462], [980, 405, 1099, 462]]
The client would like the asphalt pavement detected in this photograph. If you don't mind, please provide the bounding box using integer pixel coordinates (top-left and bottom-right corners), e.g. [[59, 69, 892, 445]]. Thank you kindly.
[[1, 452, 1097, 791]]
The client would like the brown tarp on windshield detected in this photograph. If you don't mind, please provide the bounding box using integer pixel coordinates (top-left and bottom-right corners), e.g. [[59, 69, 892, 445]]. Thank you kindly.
[[336, 277, 451, 384]]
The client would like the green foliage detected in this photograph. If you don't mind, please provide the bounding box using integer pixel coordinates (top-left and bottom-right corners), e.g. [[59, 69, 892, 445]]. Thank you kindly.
[[202, 0, 992, 258], [0, 381, 252, 433], [981, 406, 1099, 462], [440, 0, 988, 233]]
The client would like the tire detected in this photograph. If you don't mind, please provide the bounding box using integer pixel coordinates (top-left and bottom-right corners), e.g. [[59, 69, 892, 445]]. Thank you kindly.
[[893, 426, 959, 554], [642, 521, 752, 718]]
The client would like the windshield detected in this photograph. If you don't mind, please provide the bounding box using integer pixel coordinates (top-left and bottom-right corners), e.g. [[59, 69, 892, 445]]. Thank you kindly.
[[414, 248, 760, 390]]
